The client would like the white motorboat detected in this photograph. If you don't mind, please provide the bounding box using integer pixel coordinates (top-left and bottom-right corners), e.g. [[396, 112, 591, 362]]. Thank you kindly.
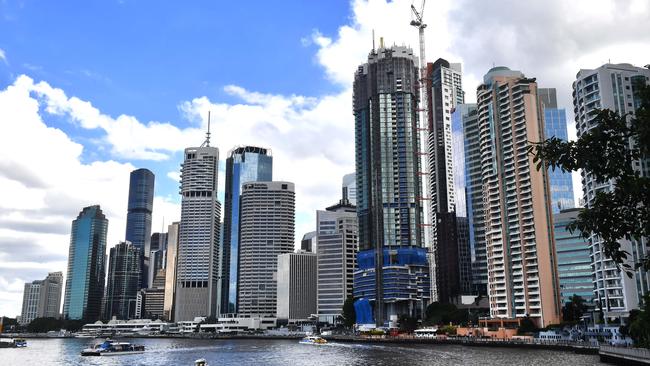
[[80, 339, 145, 356], [299, 335, 328, 345]]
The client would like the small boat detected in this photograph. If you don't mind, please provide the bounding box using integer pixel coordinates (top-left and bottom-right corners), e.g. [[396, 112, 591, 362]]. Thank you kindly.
[[80, 339, 145, 356], [0, 338, 27, 348], [195, 358, 209, 366], [299, 335, 328, 345]]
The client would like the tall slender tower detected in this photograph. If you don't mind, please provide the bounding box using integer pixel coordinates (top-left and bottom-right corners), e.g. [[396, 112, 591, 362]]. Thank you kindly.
[[174, 129, 222, 321], [237, 181, 295, 316], [353, 45, 431, 326], [220, 146, 272, 314], [125, 168, 154, 288], [573, 63, 650, 320], [63, 205, 108, 321], [427, 58, 465, 302], [163, 222, 180, 321], [477, 67, 560, 327]]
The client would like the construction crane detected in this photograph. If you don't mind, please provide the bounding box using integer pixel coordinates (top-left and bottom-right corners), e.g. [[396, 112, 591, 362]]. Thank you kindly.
[[410, 0, 438, 303]]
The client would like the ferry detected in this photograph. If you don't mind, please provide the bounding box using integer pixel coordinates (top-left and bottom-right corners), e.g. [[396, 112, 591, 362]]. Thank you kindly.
[[80, 339, 145, 356], [299, 335, 328, 345]]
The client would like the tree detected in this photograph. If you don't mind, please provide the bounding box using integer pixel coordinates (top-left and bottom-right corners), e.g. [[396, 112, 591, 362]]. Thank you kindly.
[[530, 83, 650, 272], [342, 296, 356, 328], [629, 293, 650, 348], [517, 316, 538, 335], [424, 302, 468, 325], [562, 294, 587, 322], [398, 315, 418, 333]]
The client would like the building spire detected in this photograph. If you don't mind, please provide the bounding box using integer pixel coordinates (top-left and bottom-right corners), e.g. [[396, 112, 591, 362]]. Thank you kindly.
[[201, 111, 212, 147]]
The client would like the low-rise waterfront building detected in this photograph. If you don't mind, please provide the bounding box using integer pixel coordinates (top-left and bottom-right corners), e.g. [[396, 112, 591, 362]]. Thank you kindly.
[[198, 316, 277, 333], [81, 318, 171, 336]]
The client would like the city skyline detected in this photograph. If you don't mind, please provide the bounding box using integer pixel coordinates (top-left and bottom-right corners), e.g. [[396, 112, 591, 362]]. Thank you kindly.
[[1, 0, 649, 317]]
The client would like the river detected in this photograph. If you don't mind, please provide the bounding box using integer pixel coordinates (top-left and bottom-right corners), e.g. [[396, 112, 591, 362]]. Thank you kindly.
[[2, 338, 604, 365]]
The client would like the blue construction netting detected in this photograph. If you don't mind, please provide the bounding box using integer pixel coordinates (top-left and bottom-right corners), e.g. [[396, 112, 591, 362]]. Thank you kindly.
[[354, 297, 374, 324], [357, 247, 428, 270]]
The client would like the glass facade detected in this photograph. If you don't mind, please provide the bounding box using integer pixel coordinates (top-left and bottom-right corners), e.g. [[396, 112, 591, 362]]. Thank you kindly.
[[63, 205, 108, 321], [539, 89, 574, 213], [220, 146, 272, 314], [125, 168, 154, 288], [104, 241, 141, 320], [353, 46, 430, 325], [554, 209, 594, 304]]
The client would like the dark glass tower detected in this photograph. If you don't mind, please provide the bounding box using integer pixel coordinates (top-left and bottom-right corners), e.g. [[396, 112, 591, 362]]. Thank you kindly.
[[220, 146, 272, 314], [63, 205, 108, 321], [352, 45, 430, 326], [103, 241, 141, 320], [125, 168, 154, 288]]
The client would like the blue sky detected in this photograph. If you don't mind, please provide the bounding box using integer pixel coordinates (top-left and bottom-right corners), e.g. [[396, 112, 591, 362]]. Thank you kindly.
[[1, 0, 649, 317]]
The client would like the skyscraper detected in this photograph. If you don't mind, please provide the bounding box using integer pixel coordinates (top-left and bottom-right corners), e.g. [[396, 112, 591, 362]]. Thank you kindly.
[[174, 141, 222, 321], [125, 168, 154, 288], [20, 272, 63, 325], [104, 241, 141, 320], [573, 63, 650, 319], [553, 208, 594, 305], [163, 222, 179, 321], [237, 181, 295, 317], [342, 173, 357, 206], [300, 231, 317, 253], [276, 251, 317, 321], [352, 45, 430, 325], [426, 58, 465, 303], [538, 88, 575, 213], [220, 146, 272, 314], [148, 231, 167, 288], [316, 198, 358, 324], [455, 103, 488, 296], [63, 205, 108, 321], [476, 67, 560, 327]]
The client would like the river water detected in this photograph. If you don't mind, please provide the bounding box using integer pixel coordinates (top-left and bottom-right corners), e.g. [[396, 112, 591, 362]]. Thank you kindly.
[[2, 338, 604, 365]]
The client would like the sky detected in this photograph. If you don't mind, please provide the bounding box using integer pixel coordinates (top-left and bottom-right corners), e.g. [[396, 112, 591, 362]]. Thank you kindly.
[[1, 0, 649, 317]]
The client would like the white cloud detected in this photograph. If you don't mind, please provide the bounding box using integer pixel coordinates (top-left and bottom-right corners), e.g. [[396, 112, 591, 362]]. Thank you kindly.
[[0, 48, 6, 64]]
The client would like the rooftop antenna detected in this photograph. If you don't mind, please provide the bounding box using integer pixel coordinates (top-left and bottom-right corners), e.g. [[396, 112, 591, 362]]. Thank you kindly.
[[201, 111, 211, 147], [372, 29, 376, 52]]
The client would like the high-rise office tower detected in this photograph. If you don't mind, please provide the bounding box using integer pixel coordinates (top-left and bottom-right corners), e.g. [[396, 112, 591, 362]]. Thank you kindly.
[[220, 146, 272, 314], [276, 251, 317, 321], [125, 168, 154, 288], [573, 63, 650, 319], [342, 173, 357, 206], [300, 231, 317, 253], [140, 269, 166, 319], [163, 222, 179, 321], [454, 103, 488, 296], [148, 232, 167, 289], [553, 208, 594, 305], [174, 139, 222, 321], [426, 59, 465, 303], [63, 205, 108, 321], [316, 197, 358, 324], [477, 67, 561, 327], [103, 241, 141, 320], [237, 181, 295, 316], [538, 88, 575, 213], [352, 45, 430, 325], [451, 105, 474, 295], [20, 272, 63, 325]]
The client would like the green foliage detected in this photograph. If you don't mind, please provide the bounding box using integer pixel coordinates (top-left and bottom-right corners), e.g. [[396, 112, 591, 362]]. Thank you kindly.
[[398, 315, 419, 333], [437, 324, 457, 335], [629, 294, 650, 348], [517, 316, 538, 335], [530, 83, 650, 272], [424, 302, 468, 325], [562, 294, 588, 322], [342, 296, 356, 328], [27, 317, 85, 333]]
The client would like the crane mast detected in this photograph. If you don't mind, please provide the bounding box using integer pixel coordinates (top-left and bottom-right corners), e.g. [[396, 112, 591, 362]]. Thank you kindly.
[[410, 0, 437, 303]]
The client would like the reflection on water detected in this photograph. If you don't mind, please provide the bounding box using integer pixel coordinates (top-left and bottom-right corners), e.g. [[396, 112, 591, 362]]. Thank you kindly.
[[2, 338, 603, 366]]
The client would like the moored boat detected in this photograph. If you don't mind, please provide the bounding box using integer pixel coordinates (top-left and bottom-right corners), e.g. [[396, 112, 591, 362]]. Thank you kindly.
[[80, 339, 145, 356], [299, 335, 328, 345]]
